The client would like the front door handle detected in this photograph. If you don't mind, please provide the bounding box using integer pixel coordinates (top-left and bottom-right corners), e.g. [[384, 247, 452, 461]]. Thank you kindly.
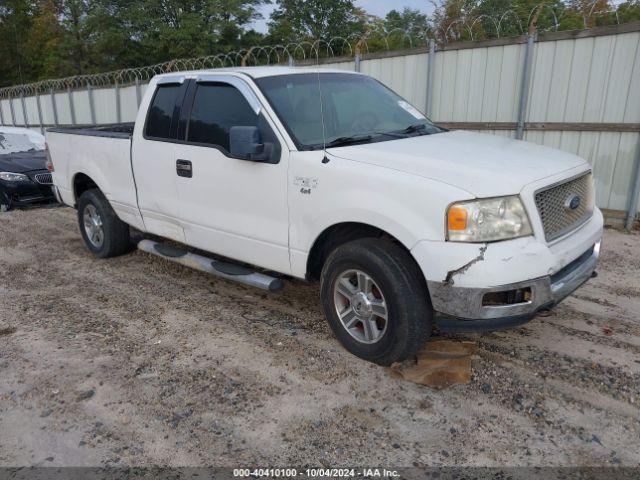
[[176, 159, 192, 178]]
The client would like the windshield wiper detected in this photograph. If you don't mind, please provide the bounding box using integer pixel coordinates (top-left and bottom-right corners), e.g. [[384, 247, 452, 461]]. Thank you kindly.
[[401, 123, 429, 134], [317, 125, 438, 150], [322, 134, 373, 149], [371, 123, 434, 139]]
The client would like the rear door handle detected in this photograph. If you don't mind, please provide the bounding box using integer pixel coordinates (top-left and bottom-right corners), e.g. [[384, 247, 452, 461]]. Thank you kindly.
[[176, 159, 192, 178]]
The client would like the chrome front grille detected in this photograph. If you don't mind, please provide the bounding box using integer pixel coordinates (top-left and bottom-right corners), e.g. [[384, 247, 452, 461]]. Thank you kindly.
[[535, 173, 594, 242], [34, 173, 53, 185]]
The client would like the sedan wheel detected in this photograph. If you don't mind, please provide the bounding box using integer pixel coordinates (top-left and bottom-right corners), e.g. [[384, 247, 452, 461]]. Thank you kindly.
[[0, 189, 11, 212]]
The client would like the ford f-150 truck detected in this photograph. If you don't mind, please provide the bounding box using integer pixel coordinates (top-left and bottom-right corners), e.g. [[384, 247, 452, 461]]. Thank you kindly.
[[46, 67, 603, 365]]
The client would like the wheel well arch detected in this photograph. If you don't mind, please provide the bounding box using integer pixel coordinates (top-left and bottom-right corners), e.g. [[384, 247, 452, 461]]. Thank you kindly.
[[306, 222, 417, 282], [73, 173, 99, 204]]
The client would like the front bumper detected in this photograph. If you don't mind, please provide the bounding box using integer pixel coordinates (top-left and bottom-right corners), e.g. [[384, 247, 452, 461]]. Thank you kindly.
[[412, 207, 604, 332], [0, 176, 55, 206], [428, 242, 599, 332]]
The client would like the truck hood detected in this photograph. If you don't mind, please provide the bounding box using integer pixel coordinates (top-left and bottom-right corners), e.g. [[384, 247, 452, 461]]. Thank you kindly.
[[328, 130, 588, 197], [0, 150, 47, 174]]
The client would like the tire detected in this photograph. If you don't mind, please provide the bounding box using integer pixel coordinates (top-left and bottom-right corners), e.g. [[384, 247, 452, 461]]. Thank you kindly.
[[77, 189, 131, 258], [0, 188, 11, 212], [320, 237, 432, 366]]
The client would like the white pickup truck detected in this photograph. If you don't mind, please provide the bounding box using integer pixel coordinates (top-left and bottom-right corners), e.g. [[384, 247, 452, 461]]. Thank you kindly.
[[47, 67, 603, 365]]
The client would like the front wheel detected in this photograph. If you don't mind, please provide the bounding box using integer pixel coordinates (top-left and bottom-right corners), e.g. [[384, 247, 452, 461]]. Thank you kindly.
[[320, 238, 432, 366], [77, 189, 131, 258], [0, 188, 11, 212]]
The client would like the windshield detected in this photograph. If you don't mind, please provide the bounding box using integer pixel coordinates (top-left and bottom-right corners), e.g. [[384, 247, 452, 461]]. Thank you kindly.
[[0, 133, 44, 155], [255, 73, 442, 150]]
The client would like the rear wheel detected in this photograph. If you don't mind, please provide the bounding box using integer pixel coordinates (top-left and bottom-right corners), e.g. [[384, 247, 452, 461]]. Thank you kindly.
[[77, 189, 131, 258], [320, 237, 432, 365]]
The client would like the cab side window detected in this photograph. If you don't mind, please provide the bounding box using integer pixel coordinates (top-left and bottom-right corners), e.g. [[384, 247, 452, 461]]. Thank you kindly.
[[187, 83, 258, 152], [145, 84, 183, 140]]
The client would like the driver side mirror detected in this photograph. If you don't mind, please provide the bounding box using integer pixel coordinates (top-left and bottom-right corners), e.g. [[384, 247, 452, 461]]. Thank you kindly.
[[229, 126, 272, 162]]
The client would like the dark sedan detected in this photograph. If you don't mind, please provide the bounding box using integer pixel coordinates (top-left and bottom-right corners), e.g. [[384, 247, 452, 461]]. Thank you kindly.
[[0, 127, 55, 212]]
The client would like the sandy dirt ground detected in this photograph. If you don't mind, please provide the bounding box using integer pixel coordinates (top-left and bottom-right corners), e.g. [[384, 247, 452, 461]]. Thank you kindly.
[[0, 206, 639, 468]]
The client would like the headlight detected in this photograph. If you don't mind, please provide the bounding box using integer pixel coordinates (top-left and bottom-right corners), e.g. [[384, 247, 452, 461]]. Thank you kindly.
[[0, 172, 31, 182], [447, 196, 532, 242]]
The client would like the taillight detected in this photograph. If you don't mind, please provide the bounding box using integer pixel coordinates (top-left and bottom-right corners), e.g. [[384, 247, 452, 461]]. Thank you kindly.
[[45, 143, 54, 172]]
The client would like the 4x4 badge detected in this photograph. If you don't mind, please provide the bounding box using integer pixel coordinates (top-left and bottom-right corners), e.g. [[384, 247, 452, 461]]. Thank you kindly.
[[294, 176, 318, 195]]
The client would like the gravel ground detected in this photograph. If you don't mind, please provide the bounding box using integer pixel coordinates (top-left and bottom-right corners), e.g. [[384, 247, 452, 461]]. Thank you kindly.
[[0, 206, 639, 468]]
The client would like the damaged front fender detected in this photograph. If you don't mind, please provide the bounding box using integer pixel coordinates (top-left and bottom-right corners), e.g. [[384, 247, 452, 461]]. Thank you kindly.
[[410, 236, 549, 289], [410, 212, 603, 324], [442, 245, 487, 286]]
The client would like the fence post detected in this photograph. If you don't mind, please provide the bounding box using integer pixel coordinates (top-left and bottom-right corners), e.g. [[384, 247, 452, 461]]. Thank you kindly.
[[87, 84, 96, 125], [516, 35, 535, 140], [354, 52, 361, 72], [288, 55, 294, 67], [35, 92, 44, 135], [625, 137, 640, 229], [426, 39, 436, 118], [9, 95, 16, 125], [50, 89, 59, 126], [115, 81, 121, 123], [20, 93, 29, 127], [135, 78, 142, 107], [0, 100, 4, 125], [67, 86, 76, 125]]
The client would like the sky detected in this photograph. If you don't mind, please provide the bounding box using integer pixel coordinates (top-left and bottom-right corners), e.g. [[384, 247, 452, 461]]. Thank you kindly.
[[250, 0, 435, 33]]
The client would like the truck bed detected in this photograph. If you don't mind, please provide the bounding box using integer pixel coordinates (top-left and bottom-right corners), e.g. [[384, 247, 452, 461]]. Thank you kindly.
[[47, 123, 135, 139], [46, 123, 145, 230]]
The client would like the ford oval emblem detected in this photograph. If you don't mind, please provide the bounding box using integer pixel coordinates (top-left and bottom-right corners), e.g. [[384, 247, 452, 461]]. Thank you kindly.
[[565, 195, 581, 210]]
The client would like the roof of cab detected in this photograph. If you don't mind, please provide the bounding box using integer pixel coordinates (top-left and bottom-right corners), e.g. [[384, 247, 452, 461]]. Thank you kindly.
[[154, 66, 359, 81]]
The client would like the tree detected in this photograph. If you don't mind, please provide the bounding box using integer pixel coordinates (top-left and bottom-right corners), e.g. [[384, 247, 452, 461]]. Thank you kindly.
[[267, 0, 367, 42], [0, 0, 270, 87], [384, 8, 430, 36], [617, 0, 640, 23], [0, 0, 36, 86], [430, 0, 476, 41], [116, 0, 268, 62], [23, 1, 66, 79], [431, 0, 574, 41], [57, 0, 92, 75], [379, 7, 432, 49]]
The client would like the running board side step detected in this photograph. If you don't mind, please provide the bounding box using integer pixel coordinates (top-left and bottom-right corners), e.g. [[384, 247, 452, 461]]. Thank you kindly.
[[137, 239, 284, 292]]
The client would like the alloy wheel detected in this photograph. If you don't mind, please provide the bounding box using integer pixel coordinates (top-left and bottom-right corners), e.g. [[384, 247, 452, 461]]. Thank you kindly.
[[83, 204, 104, 248], [333, 269, 388, 344]]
